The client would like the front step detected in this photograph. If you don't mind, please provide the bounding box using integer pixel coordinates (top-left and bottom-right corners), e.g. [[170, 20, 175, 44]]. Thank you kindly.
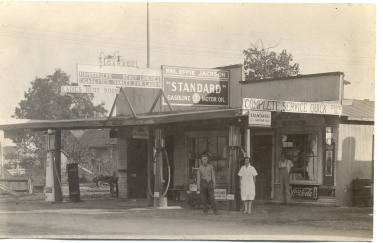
[[271, 196, 337, 206]]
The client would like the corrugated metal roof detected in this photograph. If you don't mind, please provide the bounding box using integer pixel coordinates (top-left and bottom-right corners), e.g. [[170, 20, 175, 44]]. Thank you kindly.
[[342, 99, 374, 121]]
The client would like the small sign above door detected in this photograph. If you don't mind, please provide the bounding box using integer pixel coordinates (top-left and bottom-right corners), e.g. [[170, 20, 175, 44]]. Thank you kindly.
[[248, 110, 271, 127]]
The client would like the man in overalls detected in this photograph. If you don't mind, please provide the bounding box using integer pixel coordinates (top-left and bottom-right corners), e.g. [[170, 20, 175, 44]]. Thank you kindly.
[[279, 152, 293, 204], [197, 154, 217, 214]]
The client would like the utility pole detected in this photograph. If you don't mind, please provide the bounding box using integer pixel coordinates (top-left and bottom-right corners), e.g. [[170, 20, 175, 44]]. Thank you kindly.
[[147, 2, 150, 68]]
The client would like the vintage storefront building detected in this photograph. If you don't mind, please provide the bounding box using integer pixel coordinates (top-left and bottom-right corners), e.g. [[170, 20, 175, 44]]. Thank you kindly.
[[112, 65, 374, 207], [0, 64, 374, 208]]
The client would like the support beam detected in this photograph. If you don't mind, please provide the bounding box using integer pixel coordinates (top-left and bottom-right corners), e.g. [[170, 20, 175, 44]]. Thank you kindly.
[[107, 93, 119, 120], [117, 135, 128, 199], [245, 128, 251, 157], [53, 129, 62, 202], [228, 125, 242, 211], [154, 128, 166, 207], [147, 128, 154, 206]]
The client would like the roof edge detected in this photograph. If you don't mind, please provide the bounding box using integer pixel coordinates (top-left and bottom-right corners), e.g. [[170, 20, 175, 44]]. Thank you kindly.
[[239, 72, 345, 84]]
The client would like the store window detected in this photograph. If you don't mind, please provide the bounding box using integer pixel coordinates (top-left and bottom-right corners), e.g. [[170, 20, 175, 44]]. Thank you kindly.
[[325, 127, 335, 176], [280, 133, 319, 183], [187, 135, 228, 186]]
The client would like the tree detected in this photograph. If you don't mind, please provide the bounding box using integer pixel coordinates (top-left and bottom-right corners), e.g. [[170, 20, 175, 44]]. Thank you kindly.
[[12, 69, 107, 170], [243, 43, 300, 80]]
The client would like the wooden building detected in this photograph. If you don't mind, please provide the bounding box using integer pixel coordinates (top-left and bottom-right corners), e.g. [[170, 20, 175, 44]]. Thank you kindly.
[[0, 65, 374, 207]]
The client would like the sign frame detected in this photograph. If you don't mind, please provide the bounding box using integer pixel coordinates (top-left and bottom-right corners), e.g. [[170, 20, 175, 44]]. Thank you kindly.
[[214, 188, 227, 200], [162, 65, 230, 107], [290, 184, 319, 200], [242, 98, 342, 116], [248, 110, 272, 127], [77, 64, 162, 89]]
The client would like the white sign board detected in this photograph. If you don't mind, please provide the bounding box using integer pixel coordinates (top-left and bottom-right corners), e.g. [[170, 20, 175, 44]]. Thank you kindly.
[[189, 184, 197, 192], [242, 98, 342, 116], [162, 66, 229, 106], [77, 64, 162, 89], [61, 85, 120, 95], [226, 194, 235, 200], [248, 110, 271, 127], [214, 189, 227, 200]]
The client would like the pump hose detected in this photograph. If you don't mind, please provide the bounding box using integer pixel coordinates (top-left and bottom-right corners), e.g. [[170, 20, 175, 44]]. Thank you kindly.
[[148, 148, 171, 198]]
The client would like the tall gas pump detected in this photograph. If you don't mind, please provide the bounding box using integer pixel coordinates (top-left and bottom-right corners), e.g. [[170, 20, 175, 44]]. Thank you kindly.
[[44, 129, 62, 202], [151, 128, 171, 208]]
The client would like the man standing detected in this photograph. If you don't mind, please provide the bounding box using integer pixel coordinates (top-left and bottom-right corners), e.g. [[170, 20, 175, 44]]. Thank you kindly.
[[279, 152, 293, 204], [197, 154, 217, 214]]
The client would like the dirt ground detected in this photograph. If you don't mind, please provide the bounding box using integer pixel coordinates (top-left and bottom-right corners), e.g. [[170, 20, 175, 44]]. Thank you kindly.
[[0, 196, 373, 241]]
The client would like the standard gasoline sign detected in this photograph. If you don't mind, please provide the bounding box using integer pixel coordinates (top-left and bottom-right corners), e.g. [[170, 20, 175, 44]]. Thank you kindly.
[[162, 66, 229, 106]]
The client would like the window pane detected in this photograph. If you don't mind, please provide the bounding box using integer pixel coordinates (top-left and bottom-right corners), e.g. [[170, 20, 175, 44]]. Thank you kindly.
[[283, 133, 319, 182]]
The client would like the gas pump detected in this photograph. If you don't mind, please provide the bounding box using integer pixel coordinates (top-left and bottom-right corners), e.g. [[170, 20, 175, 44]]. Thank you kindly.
[[148, 129, 171, 208]]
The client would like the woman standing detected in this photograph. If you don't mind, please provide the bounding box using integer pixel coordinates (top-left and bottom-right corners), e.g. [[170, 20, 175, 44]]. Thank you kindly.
[[238, 157, 258, 214]]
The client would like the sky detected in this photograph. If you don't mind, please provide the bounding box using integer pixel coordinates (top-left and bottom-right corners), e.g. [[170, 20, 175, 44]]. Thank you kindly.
[[0, 2, 376, 120]]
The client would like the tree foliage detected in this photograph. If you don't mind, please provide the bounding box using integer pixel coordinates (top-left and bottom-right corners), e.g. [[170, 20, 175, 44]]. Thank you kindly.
[[12, 69, 107, 170], [14, 69, 106, 120], [243, 44, 300, 80]]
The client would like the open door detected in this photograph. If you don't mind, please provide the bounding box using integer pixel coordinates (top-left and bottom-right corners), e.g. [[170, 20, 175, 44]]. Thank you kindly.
[[252, 135, 273, 200], [127, 139, 148, 198]]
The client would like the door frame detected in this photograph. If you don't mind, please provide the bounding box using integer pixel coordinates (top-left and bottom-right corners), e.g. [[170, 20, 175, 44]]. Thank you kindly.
[[251, 130, 275, 200]]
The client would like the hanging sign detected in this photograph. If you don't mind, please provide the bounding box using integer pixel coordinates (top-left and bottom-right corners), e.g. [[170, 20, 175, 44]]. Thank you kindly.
[[242, 98, 342, 116], [77, 64, 161, 89], [248, 110, 271, 127], [162, 66, 229, 106]]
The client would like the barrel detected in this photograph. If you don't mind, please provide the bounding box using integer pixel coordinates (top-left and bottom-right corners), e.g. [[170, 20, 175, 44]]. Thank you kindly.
[[352, 179, 372, 207], [67, 163, 81, 202]]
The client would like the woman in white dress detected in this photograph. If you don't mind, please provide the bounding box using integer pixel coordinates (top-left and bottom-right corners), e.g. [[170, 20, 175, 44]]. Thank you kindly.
[[238, 157, 258, 214]]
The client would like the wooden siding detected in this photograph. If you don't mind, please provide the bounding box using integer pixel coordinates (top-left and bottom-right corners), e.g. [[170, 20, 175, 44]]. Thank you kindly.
[[240, 73, 342, 103], [336, 124, 374, 206]]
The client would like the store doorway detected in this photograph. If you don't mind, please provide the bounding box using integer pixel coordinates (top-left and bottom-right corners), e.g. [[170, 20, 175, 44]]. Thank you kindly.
[[127, 139, 148, 198], [252, 135, 273, 200]]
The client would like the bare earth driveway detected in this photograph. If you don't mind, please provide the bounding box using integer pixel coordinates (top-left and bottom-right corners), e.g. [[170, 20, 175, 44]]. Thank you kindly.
[[0, 197, 373, 241]]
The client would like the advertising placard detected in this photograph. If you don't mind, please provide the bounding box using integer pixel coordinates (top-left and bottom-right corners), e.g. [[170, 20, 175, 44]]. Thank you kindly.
[[214, 188, 227, 200], [77, 64, 161, 89], [242, 98, 342, 116], [248, 110, 271, 127], [226, 194, 235, 200], [291, 184, 319, 200], [163, 66, 229, 106]]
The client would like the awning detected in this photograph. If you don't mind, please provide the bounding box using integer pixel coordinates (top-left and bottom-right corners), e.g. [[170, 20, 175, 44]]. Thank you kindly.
[[0, 108, 245, 131]]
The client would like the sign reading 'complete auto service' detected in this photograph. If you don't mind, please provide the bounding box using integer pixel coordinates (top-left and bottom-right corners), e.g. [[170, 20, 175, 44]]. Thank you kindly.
[[163, 66, 229, 106]]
